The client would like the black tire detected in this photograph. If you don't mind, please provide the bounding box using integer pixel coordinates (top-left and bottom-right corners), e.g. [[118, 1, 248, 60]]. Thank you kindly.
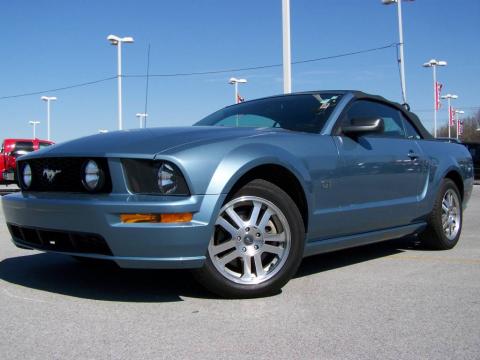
[[418, 178, 463, 250], [193, 179, 305, 298]]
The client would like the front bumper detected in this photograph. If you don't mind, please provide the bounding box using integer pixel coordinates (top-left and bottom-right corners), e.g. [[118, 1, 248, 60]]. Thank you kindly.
[[2, 192, 226, 269]]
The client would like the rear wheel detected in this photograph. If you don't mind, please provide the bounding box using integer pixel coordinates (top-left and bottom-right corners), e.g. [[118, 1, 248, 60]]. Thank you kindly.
[[419, 178, 462, 250], [194, 179, 305, 298]]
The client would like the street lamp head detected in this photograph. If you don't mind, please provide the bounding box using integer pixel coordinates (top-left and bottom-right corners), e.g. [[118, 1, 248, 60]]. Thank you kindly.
[[29, 121, 40, 125], [423, 59, 447, 67], [441, 94, 458, 100], [107, 34, 134, 45], [455, 110, 465, 114], [228, 77, 247, 84], [381, 0, 397, 4], [136, 113, 148, 117], [41, 96, 57, 101], [107, 34, 120, 45]]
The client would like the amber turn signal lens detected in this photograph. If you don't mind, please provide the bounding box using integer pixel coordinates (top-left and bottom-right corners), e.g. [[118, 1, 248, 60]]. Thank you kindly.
[[120, 213, 193, 224]]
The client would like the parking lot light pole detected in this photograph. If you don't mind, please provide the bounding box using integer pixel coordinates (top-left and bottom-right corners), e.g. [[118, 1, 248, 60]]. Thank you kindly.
[[441, 94, 458, 138], [136, 113, 148, 128], [107, 34, 134, 131], [382, 0, 412, 104], [423, 59, 447, 138], [29, 121, 40, 139], [228, 77, 247, 104], [282, 0, 292, 94], [41, 96, 57, 141]]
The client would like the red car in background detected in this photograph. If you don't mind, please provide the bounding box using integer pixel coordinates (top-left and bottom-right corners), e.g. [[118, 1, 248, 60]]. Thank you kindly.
[[1, 138, 54, 184]]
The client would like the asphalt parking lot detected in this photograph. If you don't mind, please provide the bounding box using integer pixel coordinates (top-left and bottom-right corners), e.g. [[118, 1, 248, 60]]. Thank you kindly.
[[0, 188, 479, 360]]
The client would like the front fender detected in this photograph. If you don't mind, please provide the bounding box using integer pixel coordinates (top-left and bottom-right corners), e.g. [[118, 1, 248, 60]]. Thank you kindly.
[[205, 142, 313, 204]]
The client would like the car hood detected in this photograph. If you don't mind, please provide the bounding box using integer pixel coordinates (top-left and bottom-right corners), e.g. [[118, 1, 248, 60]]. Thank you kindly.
[[21, 126, 278, 159]]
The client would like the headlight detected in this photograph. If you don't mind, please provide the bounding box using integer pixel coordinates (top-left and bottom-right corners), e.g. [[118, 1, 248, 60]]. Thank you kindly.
[[82, 160, 104, 192], [122, 159, 190, 195], [157, 163, 177, 194], [22, 163, 32, 189]]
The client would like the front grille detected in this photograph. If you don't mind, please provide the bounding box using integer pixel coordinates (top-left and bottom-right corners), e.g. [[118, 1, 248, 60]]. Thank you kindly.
[[18, 157, 112, 193], [7, 223, 113, 256]]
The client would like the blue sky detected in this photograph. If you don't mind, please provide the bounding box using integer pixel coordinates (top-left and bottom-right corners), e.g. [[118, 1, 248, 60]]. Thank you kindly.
[[1, 0, 479, 142]]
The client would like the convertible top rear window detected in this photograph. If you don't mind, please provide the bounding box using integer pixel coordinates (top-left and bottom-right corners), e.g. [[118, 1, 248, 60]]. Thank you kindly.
[[195, 93, 342, 133]]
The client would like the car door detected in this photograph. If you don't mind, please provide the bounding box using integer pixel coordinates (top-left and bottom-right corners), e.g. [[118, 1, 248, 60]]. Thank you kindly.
[[329, 99, 426, 236]]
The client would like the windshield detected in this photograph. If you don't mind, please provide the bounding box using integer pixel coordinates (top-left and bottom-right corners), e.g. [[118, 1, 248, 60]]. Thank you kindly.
[[195, 93, 342, 133]]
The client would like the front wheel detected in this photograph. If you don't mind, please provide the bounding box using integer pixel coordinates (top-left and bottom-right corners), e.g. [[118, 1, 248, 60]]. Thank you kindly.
[[418, 178, 463, 250], [193, 179, 305, 298]]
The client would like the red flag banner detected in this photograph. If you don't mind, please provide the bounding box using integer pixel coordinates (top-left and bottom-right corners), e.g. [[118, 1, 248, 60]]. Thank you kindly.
[[435, 82, 443, 110], [449, 106, 456, 127]]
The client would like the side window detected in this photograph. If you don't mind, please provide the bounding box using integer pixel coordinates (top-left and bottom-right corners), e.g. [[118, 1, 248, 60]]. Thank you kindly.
[[400, 113, 422, 140], [341, 100, 406, 138]]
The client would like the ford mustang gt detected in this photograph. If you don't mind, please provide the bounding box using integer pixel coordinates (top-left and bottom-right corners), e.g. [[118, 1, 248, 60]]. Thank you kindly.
[[2, 91, 474, 298]]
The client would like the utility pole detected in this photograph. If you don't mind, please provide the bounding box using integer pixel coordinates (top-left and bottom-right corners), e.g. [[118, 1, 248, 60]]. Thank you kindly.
[[136, 113, 148, 128], [282, 0, 292, 94], [441, 94, 458, 138], [107, 34, 134, 130], [41, 96, 57, 141], [382, 0, 411, 104], [423, 59, 447, 137], [29, 121, 40, 139]]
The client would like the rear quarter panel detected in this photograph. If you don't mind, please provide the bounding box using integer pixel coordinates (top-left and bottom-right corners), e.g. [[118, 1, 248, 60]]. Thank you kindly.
[[416, 139, 474, 217]]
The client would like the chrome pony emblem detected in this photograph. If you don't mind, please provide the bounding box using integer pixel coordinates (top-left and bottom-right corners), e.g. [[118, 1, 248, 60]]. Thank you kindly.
[[43, 169, 62, 183]]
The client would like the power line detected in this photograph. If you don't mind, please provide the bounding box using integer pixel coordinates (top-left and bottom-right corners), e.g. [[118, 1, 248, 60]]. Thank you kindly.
[[413, 106, 480, 113], [0, 76, 117, 100], [0, 43, 398, 101], [125, 43, 399, 78]]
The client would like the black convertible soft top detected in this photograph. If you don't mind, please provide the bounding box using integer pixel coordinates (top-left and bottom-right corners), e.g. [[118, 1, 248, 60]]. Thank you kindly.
[[350, 90, 433, 140], [235, 90, 433, 139]]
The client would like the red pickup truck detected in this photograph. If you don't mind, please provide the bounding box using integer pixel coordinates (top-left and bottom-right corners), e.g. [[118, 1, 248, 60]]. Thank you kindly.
[[1, 138, 54, 184]]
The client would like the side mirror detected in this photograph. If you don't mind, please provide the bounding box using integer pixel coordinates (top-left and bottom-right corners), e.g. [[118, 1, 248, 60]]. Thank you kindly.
[[342, 117, 384, 136]]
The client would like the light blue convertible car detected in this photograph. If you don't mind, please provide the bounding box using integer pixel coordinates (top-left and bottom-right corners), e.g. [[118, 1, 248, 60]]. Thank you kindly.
[[2, 91, 474, 297]]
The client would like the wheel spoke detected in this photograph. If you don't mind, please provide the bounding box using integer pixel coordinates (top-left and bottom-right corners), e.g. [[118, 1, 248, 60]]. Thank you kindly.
[[210, 240, 236, 256], [254, 253, 265, 277], [219, 250, 241, 266], [226, 207, 245, 229], [443, 220, 449, 230], [258, 208, 274, 230], [442, 201, 449, 213], [264, 232, 286, 243], [262, 244, 283, 256], [216, 217, 238, 237], [242, 256, 252, 279], [249, 201, 262, 226]]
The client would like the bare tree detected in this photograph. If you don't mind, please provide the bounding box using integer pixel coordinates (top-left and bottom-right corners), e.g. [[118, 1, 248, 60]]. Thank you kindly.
[[436, 110, 480, 143]]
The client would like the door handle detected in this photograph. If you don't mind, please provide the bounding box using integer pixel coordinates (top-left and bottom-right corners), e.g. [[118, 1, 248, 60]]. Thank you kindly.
[[407, 150, 419, 160]]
